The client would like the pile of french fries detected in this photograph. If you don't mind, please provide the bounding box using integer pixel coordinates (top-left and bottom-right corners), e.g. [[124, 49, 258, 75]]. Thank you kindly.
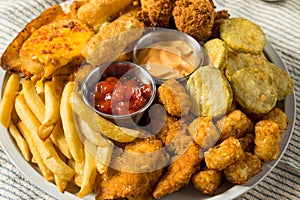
[[0, 73, 139, 197]]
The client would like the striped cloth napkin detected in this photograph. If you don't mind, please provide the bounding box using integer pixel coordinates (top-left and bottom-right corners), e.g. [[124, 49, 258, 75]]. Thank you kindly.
[[0, 0, 299, 199]]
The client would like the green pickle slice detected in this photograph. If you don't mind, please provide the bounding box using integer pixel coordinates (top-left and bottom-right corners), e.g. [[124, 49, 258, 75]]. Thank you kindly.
[[231, 67, 278, 114], [203, 38, 228, 71], [220, 18, 266, 55], [186, 66, 233, 117]]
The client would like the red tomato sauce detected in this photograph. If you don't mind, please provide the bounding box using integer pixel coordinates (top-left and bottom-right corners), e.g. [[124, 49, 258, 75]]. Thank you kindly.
[[92, 76, 152, 115]]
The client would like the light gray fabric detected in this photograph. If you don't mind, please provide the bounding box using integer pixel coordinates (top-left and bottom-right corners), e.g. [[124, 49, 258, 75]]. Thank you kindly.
[[0, 0, 299, 199]]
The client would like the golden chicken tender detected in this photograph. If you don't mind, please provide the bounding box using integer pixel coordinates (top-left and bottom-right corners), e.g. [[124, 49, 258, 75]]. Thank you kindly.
[[216, 110, 252, 141], [188, 116, 220, 149], [19, 19, 94, 77], [137, 0, 175, 27], [254, 120, 282, 162], [186, 66, 233, 117], [203, 38, 228, 70], [77, 0, 135, 31], [173, 0, 216, 42], [224, 152, 262, 185], [231, 67, 278, 114], [204, 137, 245, 171], [158, 78, 192, 117], [238, 133, 255, 153], [220, 18, 266, 55], [263, 107, 289, 131], [192, 168, 222, 196], [81, 9, 144, 66], [153, 142, 201, 199]]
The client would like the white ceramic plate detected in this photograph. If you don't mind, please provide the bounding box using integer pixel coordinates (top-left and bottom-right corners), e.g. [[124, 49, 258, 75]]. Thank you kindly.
[[0, 1, 296, 200]]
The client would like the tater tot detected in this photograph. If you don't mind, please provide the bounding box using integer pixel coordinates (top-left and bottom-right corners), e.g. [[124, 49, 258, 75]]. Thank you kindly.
[[224, 152, 262, 184], [192, 168, 222, 196], [238, 133, 255, 153], [204, 137, 245, 170], [216, 110, 252, 141], [254, 120, 282, 162], [263, 107, 289, 131], [158, 79, 192, 117], [188, 116, 220, 149]]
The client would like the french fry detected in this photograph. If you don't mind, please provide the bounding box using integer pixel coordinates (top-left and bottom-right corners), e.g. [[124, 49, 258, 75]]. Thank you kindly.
[[17, 122, 54, 181], [8, 123, 31, 162], [38, 80, 61, 140], [60, 82, 84, 163], [96, 144, 113, 174], [15, 93, 74, 181], [74, 160, 85, 187], [0, 73, 20, 128], [54, 174, 68, 193], [49, 120, 72, 159], [77, 147, 98, 198], [22, 78, 45, 123], [70, 91, 140, 142]]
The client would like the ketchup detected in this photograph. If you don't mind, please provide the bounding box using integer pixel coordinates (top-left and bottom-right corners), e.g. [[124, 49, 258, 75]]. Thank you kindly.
[[93, 76, 152, 115]]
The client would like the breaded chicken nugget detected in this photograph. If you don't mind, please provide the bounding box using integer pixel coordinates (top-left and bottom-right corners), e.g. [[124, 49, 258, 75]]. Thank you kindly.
[[158, 78, 192, 117], [254, 120, 282, 162], [204, 137, 245, 170], [263, 107, 289, 131], [137, 0, 175, 27], [216, 110, 252, 141], [224, 152, 262, 185], [153, 142, 201, 199], [192, 168, 222, 196], [173, 0, 216, 42], [188, 116, 220, 149]]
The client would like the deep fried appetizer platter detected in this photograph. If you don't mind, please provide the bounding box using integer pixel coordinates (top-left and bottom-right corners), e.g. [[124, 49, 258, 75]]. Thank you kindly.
[[0, 0, 295, 199]]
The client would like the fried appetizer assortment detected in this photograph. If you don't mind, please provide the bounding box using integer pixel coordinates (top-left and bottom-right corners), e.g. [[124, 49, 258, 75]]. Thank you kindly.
[[157, 78, 192, 117], [0, 0, 295, 199], [138, 0, 175, 27]]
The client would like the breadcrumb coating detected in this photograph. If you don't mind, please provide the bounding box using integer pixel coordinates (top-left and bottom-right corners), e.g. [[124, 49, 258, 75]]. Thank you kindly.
[[192, 168, 222, 196], [204, 137, 245, 170], [172, 0, 216, 42], [158, 78, 191, 117], [254, 120, 282, 162], [216, 110, 252, 141], [224, 152, 262, 185], [137, 0, 175, 27], [188, 116, 220, 149]]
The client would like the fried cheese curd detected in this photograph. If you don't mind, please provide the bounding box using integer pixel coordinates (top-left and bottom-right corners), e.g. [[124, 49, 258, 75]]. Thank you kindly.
[[158, 78, 192, 117], [216, 110, 252, 141], [204, 137, 245, 171], [224, 152, 262, 185], [137, 0, 175, 27], [192, 168, 222, 196], [254, 120, 282, 162], [188, 116, 219, 149]]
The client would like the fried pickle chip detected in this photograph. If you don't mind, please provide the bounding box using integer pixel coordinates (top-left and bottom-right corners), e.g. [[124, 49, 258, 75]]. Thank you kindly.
[[225, 52, 294, 100], [186, 66, 233, 117], [203, 38, 228, 70], [231, 67, 278, 114], [220, 18, 266, 55]]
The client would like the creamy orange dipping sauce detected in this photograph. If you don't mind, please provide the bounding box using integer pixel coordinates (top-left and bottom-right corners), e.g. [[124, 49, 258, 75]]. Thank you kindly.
[[136, 41, 198, 79]]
